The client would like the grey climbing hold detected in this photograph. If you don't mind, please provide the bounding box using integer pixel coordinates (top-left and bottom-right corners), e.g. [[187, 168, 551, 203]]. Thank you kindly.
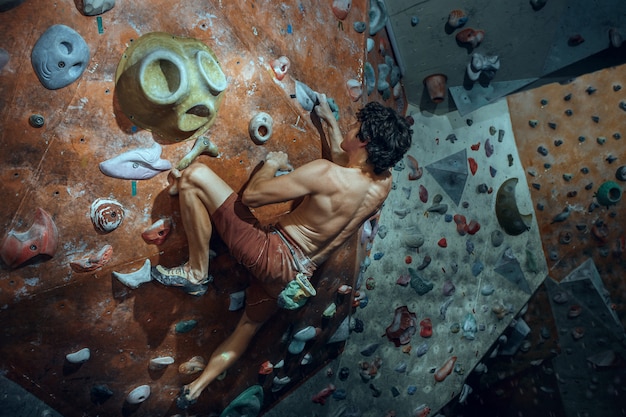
[[31, 25, 90, 90]]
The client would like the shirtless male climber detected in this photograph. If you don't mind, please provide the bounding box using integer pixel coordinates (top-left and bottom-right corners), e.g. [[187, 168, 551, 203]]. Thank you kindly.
[[151, 93, 412, 409]]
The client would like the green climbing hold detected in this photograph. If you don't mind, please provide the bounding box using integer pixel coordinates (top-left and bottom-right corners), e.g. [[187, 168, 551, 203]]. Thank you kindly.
[[220, 385, 264, 417], [175, 319, 198, 333]]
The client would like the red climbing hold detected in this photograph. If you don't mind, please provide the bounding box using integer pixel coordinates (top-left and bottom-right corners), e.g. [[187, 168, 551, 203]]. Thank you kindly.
[[468, 157, 478, 175]]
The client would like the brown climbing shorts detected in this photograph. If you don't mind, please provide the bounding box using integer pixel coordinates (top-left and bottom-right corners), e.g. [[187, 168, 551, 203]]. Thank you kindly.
[[211, 192, 317, 323]]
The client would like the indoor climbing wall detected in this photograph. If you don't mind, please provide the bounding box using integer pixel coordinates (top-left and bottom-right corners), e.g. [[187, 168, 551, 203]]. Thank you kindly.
[[507, 63, 626, 417], [266, 98, 549, 417], [0, 1, 406, 416]]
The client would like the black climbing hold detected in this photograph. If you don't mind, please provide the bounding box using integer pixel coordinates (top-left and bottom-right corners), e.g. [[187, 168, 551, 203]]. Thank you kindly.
[[29, 114, 45, 128], [537, 145, 548, 156]]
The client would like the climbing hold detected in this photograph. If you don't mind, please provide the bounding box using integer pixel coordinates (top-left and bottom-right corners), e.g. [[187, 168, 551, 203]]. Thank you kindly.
[[364, 62, 375, 95], [179, 356, 206, 374], [417, 318, 431, 339], [331, 0, 352, 20], [530, 0, 547, 10], [141, 217, 172, 245], [175, 319, 198, 333], [442, 279, 455, 297], [91, 384, 114, 404], [346, 78, 362, 102], [81, 0, 115, 16], [353, 21, 366, 33], [294, 80, 318, 111], [360, 343, 380, 356], [468, 157, 478, 175], [595, 181, 622, 207], [568, 34, 585, 46], [220, 385, 264, 416], [550, 206, 570, 223], [438, 237, 447, 248], [126, 385, 150, 404], [419, 184, 428, 203], [149, 356, 174, 370], [312, 384, 336, 404], [70, 244, 113, 272], [409, 268, 434, 295], [447, 9, 468, 29], [115, 32, 227, 142], [434, 356, 457, 382], [100, 142, 171, 180], [112, 259, 152, 288], [456, 28, 485, 48], [271, 56, 290, 80], [248, 112, 273, 144], [471, 260, 483, 276], [491, 230, 504, 247], [485, 139, 494, 157], [91, 198, 125, 234], [616, 166, 626, 181], [410, 16, 419, 26], [66, 347, 90, 364], [423, 73, 448, 104], [529, 119, 538, 128], [32, 25, 90, 89], [495, 178, 532, 236], [0, 207, 59, 268], [176, 136, 220, 170], [385, 306, 417, 346], [462, 313, 478, 339], [406, 155, 422, 180], [258, 360, 274, 375], [29, 114, 45, 128], [368, 0, 388, 35], [417, 255, 431, 271]]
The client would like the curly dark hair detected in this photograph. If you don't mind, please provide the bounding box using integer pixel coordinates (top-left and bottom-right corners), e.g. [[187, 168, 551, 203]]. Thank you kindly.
[[357, 102, 413, 174]]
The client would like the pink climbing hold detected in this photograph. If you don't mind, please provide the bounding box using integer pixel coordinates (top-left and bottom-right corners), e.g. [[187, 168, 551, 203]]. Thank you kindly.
[[70, 244, 113, 273], [331, 0, 352, 20], [141, 217, 172, 245], [0, 207, 59, 268], [419, 184, 428, 203], [271, 56, 291, 81], [407, 155, 423, 180]]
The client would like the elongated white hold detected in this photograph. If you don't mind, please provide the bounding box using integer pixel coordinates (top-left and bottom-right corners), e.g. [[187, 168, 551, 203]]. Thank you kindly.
[[149, 356, 175, 370], [99, 142, 171, 180], [113, 259, 152, 289], [126, 384, 150, 404], [293, 326, 317, 341], [66, 347, 90, 364]]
